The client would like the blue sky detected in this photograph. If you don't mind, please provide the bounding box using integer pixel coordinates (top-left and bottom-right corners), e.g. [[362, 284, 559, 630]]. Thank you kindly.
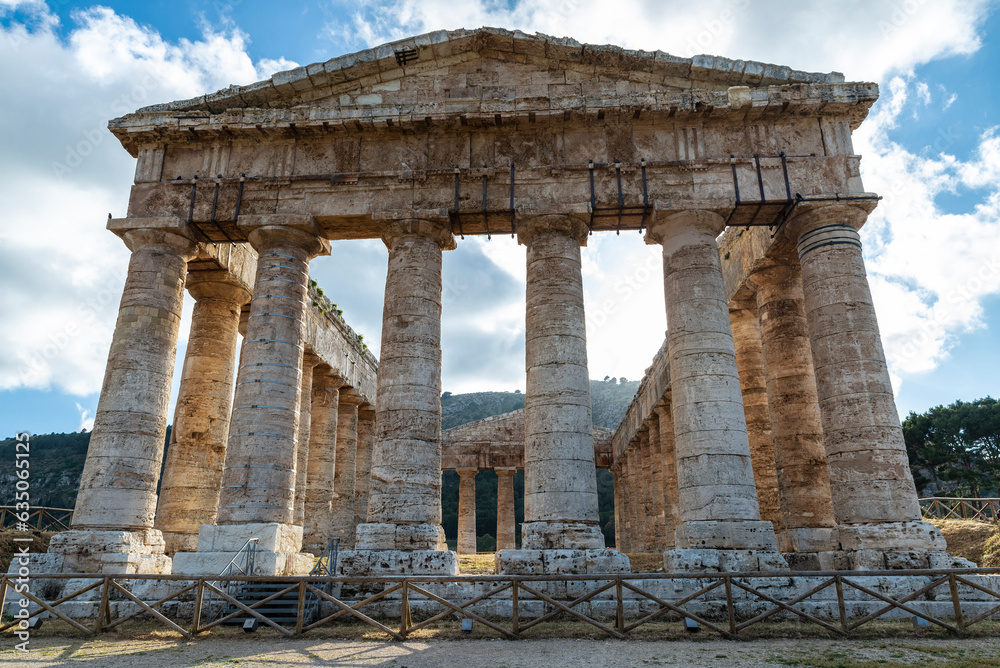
[[1, 0, 998, 438]]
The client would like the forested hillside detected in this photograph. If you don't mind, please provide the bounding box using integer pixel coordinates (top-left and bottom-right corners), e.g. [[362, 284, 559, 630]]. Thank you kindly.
[[440, 377, 639, 549]]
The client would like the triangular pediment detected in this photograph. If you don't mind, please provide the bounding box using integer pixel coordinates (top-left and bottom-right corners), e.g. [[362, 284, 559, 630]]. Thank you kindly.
[[137, 27, 846, 116]]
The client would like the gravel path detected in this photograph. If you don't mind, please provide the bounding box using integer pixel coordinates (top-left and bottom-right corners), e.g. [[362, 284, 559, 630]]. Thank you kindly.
[[3, 637, 998, 667]]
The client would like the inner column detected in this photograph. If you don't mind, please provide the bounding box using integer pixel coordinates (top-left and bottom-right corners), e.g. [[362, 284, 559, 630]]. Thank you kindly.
[[647, 211, 785, 572], [457, 468, 478, 555], [495, 468, 517, 551], [751, 262, 840, 568], [155, 270, 250, 555]]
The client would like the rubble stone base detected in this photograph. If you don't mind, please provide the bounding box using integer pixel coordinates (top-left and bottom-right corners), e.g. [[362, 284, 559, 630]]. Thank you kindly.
[[496, 549, 631, 575], [664, 548, 790, 573], [38, 529, 172, 575], [355, 523, 448, 550], [337, 549, 459, 576], [520, 522, 606, 550]]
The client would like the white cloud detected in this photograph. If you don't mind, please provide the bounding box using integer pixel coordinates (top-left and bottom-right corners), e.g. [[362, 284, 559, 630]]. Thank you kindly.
[[75, 402, 94, 432], [0, 5, 298, 396], [856, 78, 1000, 381], [329, 0, 988, 82]]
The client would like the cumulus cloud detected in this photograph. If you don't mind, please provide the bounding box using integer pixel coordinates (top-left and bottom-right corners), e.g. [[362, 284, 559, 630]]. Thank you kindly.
[[328, 0, 988, 82], [856, 78, 1000, 383], [0, 4, 298, 396]]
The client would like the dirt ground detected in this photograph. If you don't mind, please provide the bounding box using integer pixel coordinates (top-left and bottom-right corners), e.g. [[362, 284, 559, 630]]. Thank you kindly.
[[3, 636, 1000, 667], [930, 520, 1000, 565]]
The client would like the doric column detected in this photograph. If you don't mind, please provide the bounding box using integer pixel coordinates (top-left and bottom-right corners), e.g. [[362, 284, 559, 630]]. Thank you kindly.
[[618, 456, 631, 552], [654, 403, 679, 550], [496, 468, 517, 550], [788, 204, 943, 557], [354, 406, 376, 531], [155, 270, 250, 554], [216, 220, 328, 528], [174, 217, 329, 576], [637, 429, 652, 551], [728, 303, 786, 542], [517, 214, 604, 550], [294, 352, 321, 527], [626, 449, 640, 552], [750, 263, 839, 558], [457, 468, 478, 554], [356, 216, 455, 554], [331, 390, 362, 548], [72, 223, 198, 534], [647, 211, 783, 570], [612, 463, 624, 551], [647, 414, 667, 550], [302, 368, 340, 555]]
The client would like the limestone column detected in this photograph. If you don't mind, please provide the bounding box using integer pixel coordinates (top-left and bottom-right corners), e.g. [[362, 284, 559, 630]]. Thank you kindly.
[[751, 263, 839, 558], [517, 214, 604, 550], [647, 414, 667, 549], [354, 406, 376, 532], [617, 457, 631, 552], [788, 204, 943, 556], [654, 403, 679, 549], [647, 211, 783, 570], [302, 368, 340, 555], [176, 217, 328, 576], [728, 303, 786, 541], [155, 270, 250, 554], [356, 216, 456, 559], [496, 467, 517, 550], [59, 221, 197, 571], [331, 390, 362, 548], [612, 464, 624, 551], [637, 429, 653, 551], [294, 352, 321, 527], [457, 468, 478, 554], [625, 449, 640, 552]]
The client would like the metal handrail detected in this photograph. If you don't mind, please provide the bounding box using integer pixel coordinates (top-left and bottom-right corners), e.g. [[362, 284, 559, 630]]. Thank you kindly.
[[202, 537, 259, 622], [306, 537, 340, 623]]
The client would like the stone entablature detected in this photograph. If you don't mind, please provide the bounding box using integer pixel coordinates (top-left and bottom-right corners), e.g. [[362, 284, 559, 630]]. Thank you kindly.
[[441, 409, 614, 471]]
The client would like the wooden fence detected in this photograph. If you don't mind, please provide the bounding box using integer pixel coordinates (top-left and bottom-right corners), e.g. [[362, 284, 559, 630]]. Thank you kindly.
[[2, 568, 999, 640], [920, 498, 1000, 522], [0, 507, 73, 532]]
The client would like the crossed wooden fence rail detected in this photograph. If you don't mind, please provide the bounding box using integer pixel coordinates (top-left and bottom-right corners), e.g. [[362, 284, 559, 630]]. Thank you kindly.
[[0, 507, 74, 532], [920, 498, 1000, 522], [2, 568, 1000, 640]]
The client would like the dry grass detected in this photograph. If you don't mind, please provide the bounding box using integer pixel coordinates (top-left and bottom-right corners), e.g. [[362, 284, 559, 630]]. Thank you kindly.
[[458, 553, 496, 574], [0, 530, 54, 571], [929, 520, 1000, 565]]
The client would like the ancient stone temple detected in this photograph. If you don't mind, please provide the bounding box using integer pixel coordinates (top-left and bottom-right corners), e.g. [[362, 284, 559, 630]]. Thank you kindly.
[[30, 27, 967, 579]]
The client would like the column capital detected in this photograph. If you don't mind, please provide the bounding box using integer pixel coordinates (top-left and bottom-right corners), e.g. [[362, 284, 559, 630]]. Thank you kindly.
[[239, 214, 330, 260], [495, 467, 517, 476], [515, 212, 590, 247], [358, 405, 376, 421], [376, 210, 455, 251], [338, 387, 366, 406], [644, 210, 726, 249], [456, 467, 479, 477], [185, 270, 252, 305], [781, 201, 871, 243], [302, 351, 322, 369], [729, 297, 758, 314], [120, 228, 199, 261]]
